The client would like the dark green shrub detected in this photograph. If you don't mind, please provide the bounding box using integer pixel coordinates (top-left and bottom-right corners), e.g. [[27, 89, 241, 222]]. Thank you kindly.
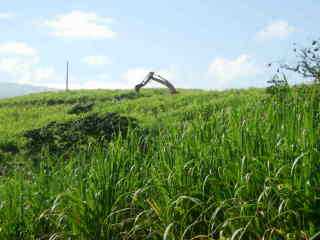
[[266, 73, 290, 99], [23, 112, 139, 157], [113, 92, 139, 101], [0, 140, 19, 154], [67, 102, 94, 115]]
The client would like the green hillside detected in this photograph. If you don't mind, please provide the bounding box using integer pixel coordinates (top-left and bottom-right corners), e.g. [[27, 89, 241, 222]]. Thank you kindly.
[[0, 87, 319, 239]]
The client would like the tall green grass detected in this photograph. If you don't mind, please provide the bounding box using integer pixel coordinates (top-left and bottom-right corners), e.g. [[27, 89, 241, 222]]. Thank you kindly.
[[0, 87, 319, 239]]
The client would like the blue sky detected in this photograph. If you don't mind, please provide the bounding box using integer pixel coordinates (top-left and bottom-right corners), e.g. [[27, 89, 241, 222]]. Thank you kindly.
[[0, 0, 319, 90]]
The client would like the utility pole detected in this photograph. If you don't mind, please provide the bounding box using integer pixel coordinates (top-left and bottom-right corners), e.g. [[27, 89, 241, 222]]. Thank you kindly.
[[66, 61, 69, 91]]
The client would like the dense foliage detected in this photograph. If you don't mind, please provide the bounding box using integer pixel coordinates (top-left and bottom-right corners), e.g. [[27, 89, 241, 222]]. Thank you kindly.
[[0, 87, 319, 239], [23, 112, 139, 158]]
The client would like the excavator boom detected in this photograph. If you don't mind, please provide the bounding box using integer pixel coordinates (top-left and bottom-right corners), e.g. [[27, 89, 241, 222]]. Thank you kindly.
[[134, 72, 178, 94]]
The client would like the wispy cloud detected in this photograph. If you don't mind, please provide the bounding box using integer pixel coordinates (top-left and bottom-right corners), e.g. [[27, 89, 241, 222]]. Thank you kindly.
[[82, 55, 112, 66], [0, 57, 58, 85], [43, 10, 116, 39], [0, 41, 60, 86], [0, 42, 37, 56], [122, 68, 151, 84], [256, 20, 295, 41], [0, 12, 15, 20], [208, 54, 262, 90]]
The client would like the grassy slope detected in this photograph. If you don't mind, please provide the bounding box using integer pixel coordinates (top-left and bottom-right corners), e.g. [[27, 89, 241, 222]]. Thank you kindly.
[[0, 89, 261, 146], [0, 87, 319, 239]]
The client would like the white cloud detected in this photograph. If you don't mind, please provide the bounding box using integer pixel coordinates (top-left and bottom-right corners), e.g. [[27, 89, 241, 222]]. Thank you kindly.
[[71, 80, 128, 90], [44, 73, 130, 90], [0, 42, 60, 87], [0, 42, 37, 56], [0, 57, 59, 86], [157, 68, 177, 82], [122, 68, 151, 84], [256, 20, 295, 41], [0, 12, 15, 20], [0, 58, 35, 76], [208, 54, 261, 90], [33, 67, 57, 82], [43, 10, 116, 39], [82, 55, 112, 66]]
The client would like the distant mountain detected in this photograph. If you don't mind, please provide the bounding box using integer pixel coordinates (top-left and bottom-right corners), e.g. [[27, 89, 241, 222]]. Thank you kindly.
[[0, 82, 50, 99]]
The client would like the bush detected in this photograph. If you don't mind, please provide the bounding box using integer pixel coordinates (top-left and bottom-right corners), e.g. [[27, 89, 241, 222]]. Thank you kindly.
[[23, 112, 139, 157], [0, 140, 19, 154], [113, 92, 139, 102], [67, 101, 94, 115], [266, 73, 290, 99]]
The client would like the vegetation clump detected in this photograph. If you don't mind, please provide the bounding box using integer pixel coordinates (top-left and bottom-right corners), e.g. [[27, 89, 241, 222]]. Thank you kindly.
[[266, 73, 290, 99], [113, 91, 139, 102], [0, 140, 19, 155], [67, 101, 95, 115], [23, 112, 139, 156]]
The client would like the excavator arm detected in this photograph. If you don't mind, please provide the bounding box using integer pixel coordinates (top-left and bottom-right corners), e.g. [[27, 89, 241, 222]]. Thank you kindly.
[[134, 72, 178, 94]]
